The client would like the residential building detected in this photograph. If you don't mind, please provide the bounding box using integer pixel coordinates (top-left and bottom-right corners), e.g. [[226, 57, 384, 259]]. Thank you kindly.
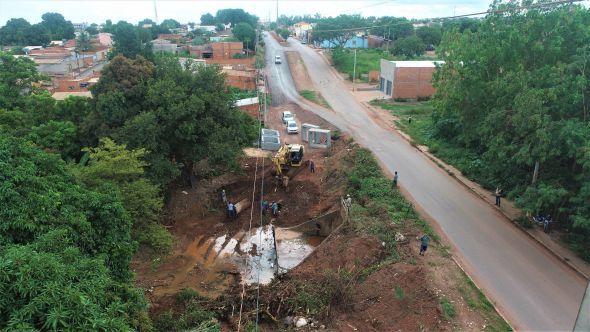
[[379, 60, 444, 99], [73, 22, 88, 32], [189, 45, 213, 58], [158, 34, 183, 41], [97, 33, 113, 47], [211, 42, 243, 59], [313, 35, 368, 49], [27, 47, 77, 76], [151, 39, 178, 53], [195, 25, 217, 33], [292, 21, 312, 38]]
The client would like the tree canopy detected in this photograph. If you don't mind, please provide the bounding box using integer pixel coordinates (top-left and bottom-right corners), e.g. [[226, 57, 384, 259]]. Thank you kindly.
[[110, 20, 153, 59], [433, 2, 590, 259], [232, 22, 256, 49]]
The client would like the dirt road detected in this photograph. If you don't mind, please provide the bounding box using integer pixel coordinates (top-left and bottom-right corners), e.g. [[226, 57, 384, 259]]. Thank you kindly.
[[262, 32, 586, 331]]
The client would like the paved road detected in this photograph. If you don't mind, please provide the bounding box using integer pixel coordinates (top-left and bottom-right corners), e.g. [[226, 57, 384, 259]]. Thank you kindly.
[[263, 32, 586, 331]]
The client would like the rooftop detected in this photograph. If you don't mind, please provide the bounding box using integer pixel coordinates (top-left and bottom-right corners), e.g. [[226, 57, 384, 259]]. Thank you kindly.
[[389, 60, 445, 68]]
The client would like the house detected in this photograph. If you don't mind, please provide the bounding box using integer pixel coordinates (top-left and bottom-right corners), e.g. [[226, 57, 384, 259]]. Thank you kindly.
[[292, 21, 312, 38], [27, 47, 77, 76], [97, 33, 113, 47], [313, 35, 368, 49], [379, 60, 444, 100], [189, 44, 213, 58], [54, 76, 99, 92], [151, 39, 178, 53], [195, 25, 216, 33], [73, 22, 88, 32], [157, 34, 183, 41], [211, 42, 243, 59]]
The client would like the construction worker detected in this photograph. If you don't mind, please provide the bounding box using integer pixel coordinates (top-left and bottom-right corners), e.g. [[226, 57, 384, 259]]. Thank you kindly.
[[309, 159, 315, 173], [344, 194, 352, 212], [261, 200, 269, 215], [271, 201, 278, 216], [419, 234, 430, 256], [227, 202, 234, 219], [393, 171, 399, 188], [221, 189, 227, 204]]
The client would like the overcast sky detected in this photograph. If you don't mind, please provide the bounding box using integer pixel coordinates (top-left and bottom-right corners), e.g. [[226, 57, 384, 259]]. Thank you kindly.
[[0, 0, 494, 26]]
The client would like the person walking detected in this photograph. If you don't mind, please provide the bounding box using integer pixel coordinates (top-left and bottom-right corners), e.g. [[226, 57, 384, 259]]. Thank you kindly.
[[227, 202, 234, 219], [271, 201, 278, 216], [419, 234, 429, 256], [393, 171, 399, 188], [261, 200, 269, 215], [221, 189, 227, 204], [344, 194, 352, 213], [232, 203, 238, 219], [309, 159, 315, 173], [495, 187, 502, 207]]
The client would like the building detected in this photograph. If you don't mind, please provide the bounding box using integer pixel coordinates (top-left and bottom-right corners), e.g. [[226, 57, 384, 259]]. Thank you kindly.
[[157, 34, 183, 41], [379, 60, 444, 100], [313, 35, 368, 49], [211, 42, 243, 59], [235, 97, 259, 119], [73, 22, 88, 32], [195, 25, 217, 33], [292, 21, 312, 38], [97, 33, 113, 47], [27, 47, 77, 76], [151, 39, 178, 54], [189, 45, 213, 58]]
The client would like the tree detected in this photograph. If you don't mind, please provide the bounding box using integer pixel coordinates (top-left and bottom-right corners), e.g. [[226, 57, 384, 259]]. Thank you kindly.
[[416, 25, 442, 47], [392, 35, 426, 57], [85, 23, 99, 35], [215, 8, 258, 27], [215, 23, 225, 32], [102, 19, 113, 33], [433, 2, 590, 259], [110, 21, 152, 59], [313, 15, 367, 47], [27, 120, 79, 158], [161, 18, 181, 30], [74, 138, 171, 252], [0, 18, 32, 45], [40, 12, 75, 40], [232, 22, 255, 50], [200, 13, 217, 25], [26, 23, 50, 45], [0, 52, 43, 109], [76, 32, 92, 51]]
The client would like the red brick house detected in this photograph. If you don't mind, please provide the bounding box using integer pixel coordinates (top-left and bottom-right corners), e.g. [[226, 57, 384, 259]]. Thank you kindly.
[[379, 60, 444, 100]]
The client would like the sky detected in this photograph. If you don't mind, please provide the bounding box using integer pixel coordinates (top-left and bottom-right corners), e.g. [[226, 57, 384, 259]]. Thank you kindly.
[[0, 0, 493, 26]]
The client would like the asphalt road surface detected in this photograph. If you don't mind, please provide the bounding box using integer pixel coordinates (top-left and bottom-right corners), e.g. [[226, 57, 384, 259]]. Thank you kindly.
[[262, 32, 586, 331]]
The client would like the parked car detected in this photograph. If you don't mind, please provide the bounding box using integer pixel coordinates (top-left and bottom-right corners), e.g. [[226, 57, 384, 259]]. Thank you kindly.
[[275, 55, 282, 64], [282, 111, 294, 124], [286, 120, 299, 134]]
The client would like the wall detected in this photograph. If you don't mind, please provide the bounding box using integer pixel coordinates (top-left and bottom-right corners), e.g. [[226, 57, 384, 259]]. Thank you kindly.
[[392, 67, 436, 99], [379, 59, 395, 96], [211, 42, 243, 59], [238, 103, 259, 119], [205, 57, 256, 66], [225, 75, 256, 90]]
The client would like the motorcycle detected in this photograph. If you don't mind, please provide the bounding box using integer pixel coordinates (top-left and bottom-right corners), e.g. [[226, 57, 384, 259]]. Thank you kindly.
[[532, 214, 552, 233]]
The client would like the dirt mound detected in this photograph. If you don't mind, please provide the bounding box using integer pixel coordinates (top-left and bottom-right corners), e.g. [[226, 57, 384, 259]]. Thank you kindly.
[[291, 235, 385, 278]]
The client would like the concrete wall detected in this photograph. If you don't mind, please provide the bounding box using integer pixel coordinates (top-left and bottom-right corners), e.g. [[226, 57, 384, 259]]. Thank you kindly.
[[393, 67, 436, 99], [379, 59, 395, 96], [575, 280, 590, 331]]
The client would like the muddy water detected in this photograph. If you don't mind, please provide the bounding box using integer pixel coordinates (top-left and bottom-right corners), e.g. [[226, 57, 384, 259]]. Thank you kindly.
[[152, 226, 325, 297]]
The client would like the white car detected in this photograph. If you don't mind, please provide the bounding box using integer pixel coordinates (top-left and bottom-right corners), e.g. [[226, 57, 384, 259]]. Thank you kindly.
[[282, 111, 294, 124], [286, 120, 299, 134], [275, 55, 282, 64]]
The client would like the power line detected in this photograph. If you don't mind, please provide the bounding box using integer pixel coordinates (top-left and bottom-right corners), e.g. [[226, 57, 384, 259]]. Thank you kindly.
[[312, 0, 586, 33]]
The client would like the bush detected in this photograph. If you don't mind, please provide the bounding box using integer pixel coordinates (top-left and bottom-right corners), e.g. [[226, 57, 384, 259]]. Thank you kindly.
[[177, 288, 202, 304], [417, 95, 431, 101], [137, 223, 174, 254], [394, 97, 409, 102], [440, 297, 456, 320]]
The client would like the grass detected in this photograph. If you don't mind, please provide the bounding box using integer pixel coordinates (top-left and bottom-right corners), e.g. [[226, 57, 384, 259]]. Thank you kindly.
[[440, 296, 456, 321], [394, 286, 405, 300], [300, 89, 332, 109]]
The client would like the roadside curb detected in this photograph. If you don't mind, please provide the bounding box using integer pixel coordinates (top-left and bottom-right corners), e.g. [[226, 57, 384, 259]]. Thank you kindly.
[[451, 256, 515, 331], [369, 103, 590, 281]]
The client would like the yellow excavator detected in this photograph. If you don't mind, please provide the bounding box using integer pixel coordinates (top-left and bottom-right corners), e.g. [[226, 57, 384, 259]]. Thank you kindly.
[[271, 143, 304, 187]]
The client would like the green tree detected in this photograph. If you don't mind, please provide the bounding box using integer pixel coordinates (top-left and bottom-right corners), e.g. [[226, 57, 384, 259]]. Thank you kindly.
[[0, 18, 32, 45], [26, 23, 50, 45], [232, 22, 255, 50], [416, 25, 442, 47], [40, 12, 75, 40], [200, 13, 217, 25], [74, 138, 171, 252], [313, 15, 367, 47], [27, 120, 79, 158], [85, 23, 99, 35], [0, 52, 42, 109], [76, 32, 92, 51], [392, 35, 426, 57], [111, 20, 152, 59], [102, 19, 113, 33], [161, 18, 181, 30], [215, 8, 258, 27]]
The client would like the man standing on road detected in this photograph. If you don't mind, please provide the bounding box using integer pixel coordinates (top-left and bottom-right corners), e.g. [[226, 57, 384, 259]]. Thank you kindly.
[[419, 234, 429, 256], [393, 171, 399, 188], [309, 159, 315, 173], [495, 187, 502, 207], [271, 201, 278, 216]]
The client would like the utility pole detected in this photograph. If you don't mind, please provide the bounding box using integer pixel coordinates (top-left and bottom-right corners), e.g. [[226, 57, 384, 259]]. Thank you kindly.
[[352, 49, 357, 92], [276, 0, 279, 23]]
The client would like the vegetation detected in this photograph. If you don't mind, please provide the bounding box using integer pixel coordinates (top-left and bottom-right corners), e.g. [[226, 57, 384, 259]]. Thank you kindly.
[[331, 48, 394, 81], [432, 2, 590, 260], [110, 20, 154, 59], [0, 12, 75, 46], [440, 297, 456, 320], [232, 22, 256, 49], [199, 8, 258, 28], [300, 89, 331, 109]]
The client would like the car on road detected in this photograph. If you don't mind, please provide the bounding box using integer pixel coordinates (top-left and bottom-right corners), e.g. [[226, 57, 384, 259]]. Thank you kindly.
[[286, 120, 299, 134], [282, 111, 294, 124], [275, 55, 282, 64]]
